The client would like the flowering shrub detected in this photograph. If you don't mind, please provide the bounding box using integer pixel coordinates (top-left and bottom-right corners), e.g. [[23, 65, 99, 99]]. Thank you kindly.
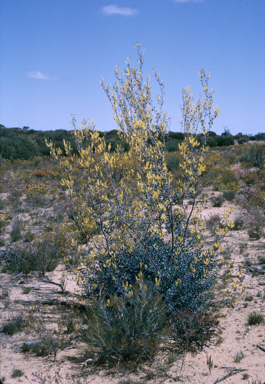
[[47, 45, 225, 319]]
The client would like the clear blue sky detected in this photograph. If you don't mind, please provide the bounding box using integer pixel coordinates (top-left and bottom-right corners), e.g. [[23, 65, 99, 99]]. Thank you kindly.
[[1, 0, 265, 135]]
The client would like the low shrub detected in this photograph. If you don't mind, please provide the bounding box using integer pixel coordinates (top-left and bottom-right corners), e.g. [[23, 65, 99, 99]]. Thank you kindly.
[[4, 228, 69, 275], [241, 144, 264, 170], [11, 369, 24, 378], [223, 190, 236, 201], [166, 309, 218, 352], [211, 195, 224, 207], [83, 234, 217, 315], [80, 275, 166, 366], [242, 170, 259, 185], [2, 316, 24, 335], [31, 170, 48, 177], [248, 229, 261, 240]]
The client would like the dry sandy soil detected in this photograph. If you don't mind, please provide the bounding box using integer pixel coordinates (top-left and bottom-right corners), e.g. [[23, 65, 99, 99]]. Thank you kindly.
[[1, 196, 265, 384]]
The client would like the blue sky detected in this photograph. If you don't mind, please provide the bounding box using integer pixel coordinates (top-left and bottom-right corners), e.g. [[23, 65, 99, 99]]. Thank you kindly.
[[1, 0, 265, 135]]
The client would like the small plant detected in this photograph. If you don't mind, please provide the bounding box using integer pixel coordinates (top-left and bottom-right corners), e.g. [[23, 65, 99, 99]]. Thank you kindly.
[[245, 295, 253, 302], [247, 312, 264, 325], [22, 286, 33, 294], [166, 309, 218, 352], [258, 256, 265, 265], [11, 369, 24, 378], [245, 259, 252, 266], [10, 219, 22, 242], [257, 291, 262, 298], [242, 373, 249, 380], [212, 195, 224, 207], [2, 316, 24, 335], [234, 350, 244, 363], [248, 229, 261, 240], [0, 238, 5, 246], [206, 355, 213, 373], [80, 275, 166, 367]]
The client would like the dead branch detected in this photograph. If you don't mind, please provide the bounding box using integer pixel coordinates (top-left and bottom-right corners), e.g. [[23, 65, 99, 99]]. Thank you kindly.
[[213, 368, 247, 384]]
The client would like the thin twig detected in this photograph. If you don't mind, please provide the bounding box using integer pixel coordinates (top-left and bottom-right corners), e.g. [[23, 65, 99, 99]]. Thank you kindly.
[[213, 368, 247, 384]]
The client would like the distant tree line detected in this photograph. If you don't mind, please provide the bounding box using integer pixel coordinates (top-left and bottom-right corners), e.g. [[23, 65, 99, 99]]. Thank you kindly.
[[0, 123, 264, 161]]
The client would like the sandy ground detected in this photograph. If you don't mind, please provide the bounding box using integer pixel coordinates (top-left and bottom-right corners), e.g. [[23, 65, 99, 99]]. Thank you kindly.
[[1, 197, 265, 384]]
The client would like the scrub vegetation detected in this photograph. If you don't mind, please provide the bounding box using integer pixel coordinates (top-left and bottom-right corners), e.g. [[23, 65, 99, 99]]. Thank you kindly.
[[1, 45, 265, 382]]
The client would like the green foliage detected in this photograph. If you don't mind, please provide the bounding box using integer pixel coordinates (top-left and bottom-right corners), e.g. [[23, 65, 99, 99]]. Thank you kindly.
[[85, 234, 217, 314], [206, 137, 217, 147], [80, 275, 166, 366], [11, 369, 24, 378], [209, 166, 238, 191], [0, 134, 38, 161], [166, 139, 181, 152], [238, 137, 249, 144], [1, 316, 24, 335], [211, 195, 224, 207], [215, 136, 234, 147], [247, 312, 264, 325], [165, 152, 181, 171]]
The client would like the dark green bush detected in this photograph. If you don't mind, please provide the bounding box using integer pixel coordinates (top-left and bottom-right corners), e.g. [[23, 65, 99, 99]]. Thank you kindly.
[[84, 235, 217, 315], [166, 139, 181, 152], [215, 136, 234, 147], [238, 137, 249, 144], [0, 135, 38, 160], [206, 137, 217, 147], [80, 277, 166, 366], [168, 132, 184, 140]]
